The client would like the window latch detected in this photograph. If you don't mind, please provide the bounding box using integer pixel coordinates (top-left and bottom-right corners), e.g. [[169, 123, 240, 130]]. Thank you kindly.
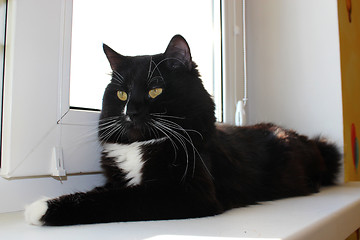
[[235, 100, 246, 126], [51, 147, 66, 177]]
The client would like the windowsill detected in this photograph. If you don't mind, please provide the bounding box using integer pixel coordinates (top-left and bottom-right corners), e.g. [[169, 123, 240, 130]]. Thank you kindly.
[[1, 182, 360, 240]]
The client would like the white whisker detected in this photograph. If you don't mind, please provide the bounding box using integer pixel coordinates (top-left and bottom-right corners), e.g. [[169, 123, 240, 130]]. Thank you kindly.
[[147, 56, 153, 79], [150, 120, 178, 151], [149, 57, 185, 79], [151, 116, 213, 180], [150, 113, 186, 120], [152, 120, 190, 181]]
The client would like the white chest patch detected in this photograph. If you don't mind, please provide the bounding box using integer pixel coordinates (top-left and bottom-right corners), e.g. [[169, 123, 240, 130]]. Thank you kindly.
[[103, 142, 144, 187], [103, 138, 166, 187]]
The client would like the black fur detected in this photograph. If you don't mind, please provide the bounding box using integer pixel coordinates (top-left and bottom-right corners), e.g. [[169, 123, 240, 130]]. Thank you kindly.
[[38, 35, 341, 226]]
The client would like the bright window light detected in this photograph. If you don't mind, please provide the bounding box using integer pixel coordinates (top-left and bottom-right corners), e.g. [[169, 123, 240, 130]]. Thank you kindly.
[[70, 0, 218, 110]]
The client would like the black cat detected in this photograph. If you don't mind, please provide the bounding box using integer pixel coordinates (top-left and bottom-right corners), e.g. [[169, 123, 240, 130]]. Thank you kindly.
[[25, 35, 341, 226]]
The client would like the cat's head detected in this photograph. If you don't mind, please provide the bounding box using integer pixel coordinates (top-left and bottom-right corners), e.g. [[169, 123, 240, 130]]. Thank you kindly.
[[99, 35, 215, 144]]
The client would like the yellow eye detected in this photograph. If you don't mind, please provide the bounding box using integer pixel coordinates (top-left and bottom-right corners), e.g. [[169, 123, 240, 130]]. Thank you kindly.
[[149, 88, 163, 99], [117, 91, 128, 101]]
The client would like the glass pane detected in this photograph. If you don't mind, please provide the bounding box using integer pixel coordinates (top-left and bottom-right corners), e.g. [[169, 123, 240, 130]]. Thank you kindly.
[[70, 0, 218, 111]]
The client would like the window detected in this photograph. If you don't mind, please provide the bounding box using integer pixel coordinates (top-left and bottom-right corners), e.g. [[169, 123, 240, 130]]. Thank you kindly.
[[70, 0, 221, 119], [0, 0, 244, 178]]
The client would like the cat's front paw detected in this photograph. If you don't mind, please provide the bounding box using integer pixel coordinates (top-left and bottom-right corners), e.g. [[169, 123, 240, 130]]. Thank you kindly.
[[24, 197, 50, 226]]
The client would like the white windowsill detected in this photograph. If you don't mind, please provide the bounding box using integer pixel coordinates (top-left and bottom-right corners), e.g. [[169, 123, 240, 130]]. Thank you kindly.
[[1, 182, 360, 240]]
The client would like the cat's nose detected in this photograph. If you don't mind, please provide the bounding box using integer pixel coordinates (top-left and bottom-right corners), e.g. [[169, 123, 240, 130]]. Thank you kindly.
[[126, 110, 139, 120], [125, 102, 143, 121], [125, 108, 139, 120]]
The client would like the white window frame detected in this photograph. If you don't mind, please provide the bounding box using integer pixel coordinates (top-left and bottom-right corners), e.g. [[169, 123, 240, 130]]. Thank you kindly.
[[0, 0, 7, 148], [0, 0, 245, 179]]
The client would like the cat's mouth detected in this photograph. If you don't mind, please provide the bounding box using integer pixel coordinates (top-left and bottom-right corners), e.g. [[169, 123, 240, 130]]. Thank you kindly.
[[126, 129, 144, 142], [122, 118, 152, 142]]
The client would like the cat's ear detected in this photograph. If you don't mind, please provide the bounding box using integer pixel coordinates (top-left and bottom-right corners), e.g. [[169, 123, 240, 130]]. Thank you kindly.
[[103, 44, 125, 71], [164, 35, 192, 70]]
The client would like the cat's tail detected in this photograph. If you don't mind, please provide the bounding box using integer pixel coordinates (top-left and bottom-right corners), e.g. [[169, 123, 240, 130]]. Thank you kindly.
[[313, 137, 342, 186]]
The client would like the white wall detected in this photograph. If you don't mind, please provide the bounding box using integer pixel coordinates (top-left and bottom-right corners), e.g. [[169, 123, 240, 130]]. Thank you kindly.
[[245, 0, 343, 146]]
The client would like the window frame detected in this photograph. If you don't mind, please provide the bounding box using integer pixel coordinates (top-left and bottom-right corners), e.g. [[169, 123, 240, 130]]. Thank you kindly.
[[0, 0, 7, 169], [1, 0, 67, 177], [0, 0, 245, 178]]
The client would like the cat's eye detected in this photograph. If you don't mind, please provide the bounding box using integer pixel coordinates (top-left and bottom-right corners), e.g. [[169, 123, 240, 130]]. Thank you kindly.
[[149, 88, 163, 99], [117, 91, 128, 101]]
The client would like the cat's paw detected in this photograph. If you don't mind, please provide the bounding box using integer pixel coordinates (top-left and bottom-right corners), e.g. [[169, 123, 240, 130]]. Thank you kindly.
[[24, 197, 50, 226]]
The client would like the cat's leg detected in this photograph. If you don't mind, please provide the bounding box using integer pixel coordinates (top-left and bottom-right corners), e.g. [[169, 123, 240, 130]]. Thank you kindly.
[[25, 185, 222, 226]]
